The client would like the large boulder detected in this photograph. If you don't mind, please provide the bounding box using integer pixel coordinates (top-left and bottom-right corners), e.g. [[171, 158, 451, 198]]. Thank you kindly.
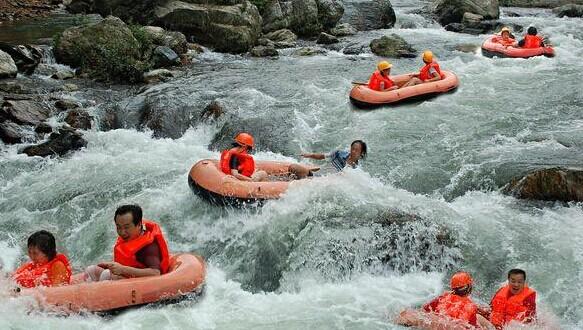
[[264, 29, 298, 48], [54, 16, 144, 83], [316, 0, 344, 29], [154, 0, 262, 53], [316, 32, 339, 44], [432, 0, 499, 25], [370, 34, 416, 58], [340, 0, 395, 31], [65, 109, 93, 130], [142, 26, 188, 55], [499, 0, 583, 8], [504, 168, 583, 202], [262, 0, 344, 36], [250, 45, 279, 57], [152, 46, 180, 68], [0, 43, 42, 75], [553, 4, 583, 17], [0, 100, 51, 125], [20, 127, 87, 157], [0, 121, 31, 144], [0, 50, 17, 79], [329, 22, 356, 36]]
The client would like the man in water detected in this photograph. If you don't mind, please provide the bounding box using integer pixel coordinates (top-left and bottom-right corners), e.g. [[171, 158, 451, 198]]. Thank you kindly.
[[492, 27, 517, 47], [300, 140, 367, 173], [518, 27, 546, 48], [489, 269, 537, 329], [84, 204, 170, 281], [402, 50, 445, 88], [367, 61, 399, 92]]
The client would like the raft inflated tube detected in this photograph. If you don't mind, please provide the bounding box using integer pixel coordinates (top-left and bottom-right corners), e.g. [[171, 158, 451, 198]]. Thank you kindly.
[[481, 36, 555, 58], [19, 254, 206, 313], [189, 159, 308, 205], [349, 71, 459, 108], [397, 310, 477, 330]]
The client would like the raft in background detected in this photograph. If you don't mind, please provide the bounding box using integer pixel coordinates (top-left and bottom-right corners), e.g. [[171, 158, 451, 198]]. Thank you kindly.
[[349, 71, 459, 108], [481, 36, 555, 58], [19, 254, 206, 313]]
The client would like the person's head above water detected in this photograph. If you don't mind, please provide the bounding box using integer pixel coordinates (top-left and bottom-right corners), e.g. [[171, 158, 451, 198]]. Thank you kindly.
[[114, 204, 143, 242], [377, 61, 392, 75], [527, 26, 537, 36], [27, 230, 57, 264], [450, 271, 473, 297], [507, 268, 527, 295], [350, 140, 367, 160], [233, 132, 254, 151], [501, 27, 511, 38], [422, 50, 433, 64]]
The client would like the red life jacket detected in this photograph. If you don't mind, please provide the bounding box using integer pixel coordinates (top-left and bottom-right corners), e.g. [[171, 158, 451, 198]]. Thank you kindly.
[[220, 148, 255, 177], [13, 253, 72, 288], [419, 62, 445, 82], [428, 292, 478, 326], [523, 35, 543, 49], [490, 285, 536, 327], [367, 70, 394, 91], [113, 220, 170, 275]]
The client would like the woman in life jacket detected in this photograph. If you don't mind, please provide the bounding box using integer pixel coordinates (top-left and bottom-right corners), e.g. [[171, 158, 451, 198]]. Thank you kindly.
[[489, 269, 537, 329], [402, 50, 445, 88], [84, 204, 170, 282], [492, 27, 517, 47], [367, 61, 399, 92], [396, 272, 495, 329], [518, 27, 546, 48], [12, 230, 71, 288], [220, 132, 268, 182]]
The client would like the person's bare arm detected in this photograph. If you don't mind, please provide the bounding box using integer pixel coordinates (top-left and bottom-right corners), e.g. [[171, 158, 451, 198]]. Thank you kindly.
[[231, 169, 252, 181], [98, 262, 160, 278], [301, 153, 326, 160]]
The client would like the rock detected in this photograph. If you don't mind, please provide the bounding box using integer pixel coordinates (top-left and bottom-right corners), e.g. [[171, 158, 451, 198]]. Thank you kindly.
[[264, 29, 298, 47], [154, 0, 262, 53], [340, 0, 395, 31], [20, 127, 87, 157], [143, 69, 174, 84], [152, 46, 180, 68], [250, 45, 279, 57], [462, 12, 484, 25], [65, 109, 93, 130], [0, 100, 51, 125], [0, 50, 17, 79], [342, 42, 366, 55], [188, 43, 205, 53], [55, 99, 81, 111], [553, 4, 583, 17], [316, 0, 345, 30], [63, 84, 79, 92], [432, 0, 499, 25], [316, 32, 339, 44], [50, 67, 76, 80], [292, 47, 326, 56], [504, 168, 583, 202], [257, 38, 277, 48], [369, 34, 416, 58], [453, 43, 479, 53], [34, 123, 53, 134], [142, 26, 188, 55], [0, 121, 30, 144], [54, 16, 144, 83], [262, 0, 344, 36], [329, 23, 356, 36], [446, 20, 522, 35], [200, 100, 225, 121], [34, 64, 75, 79], [0, 43, 42, 75], [499, 0, 583, 8]]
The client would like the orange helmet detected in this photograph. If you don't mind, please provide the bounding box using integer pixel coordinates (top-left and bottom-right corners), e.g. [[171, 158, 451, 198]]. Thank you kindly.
[[235, 132, 254, 148], [450, 272, 473, 289]]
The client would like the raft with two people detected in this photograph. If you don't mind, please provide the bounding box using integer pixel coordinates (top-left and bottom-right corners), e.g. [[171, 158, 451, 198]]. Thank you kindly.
[[481, 26, 555, 59]]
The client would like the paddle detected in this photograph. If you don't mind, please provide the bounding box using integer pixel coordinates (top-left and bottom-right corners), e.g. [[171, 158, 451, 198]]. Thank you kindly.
[[351, 81, 367, 85]]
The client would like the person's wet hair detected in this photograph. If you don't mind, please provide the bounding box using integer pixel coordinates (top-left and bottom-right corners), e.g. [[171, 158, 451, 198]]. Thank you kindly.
[[453, 285, 472, 296], [528, 26, 537, 35], [27, 230, 57, 261], [508, 268, 526, 280], [115, 204, 143, 225], [351, 140, 367, 159]]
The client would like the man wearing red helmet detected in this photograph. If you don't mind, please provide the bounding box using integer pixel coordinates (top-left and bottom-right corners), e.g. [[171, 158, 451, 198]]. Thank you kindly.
[[396, 272, 495, 329], [219, 132, 267, 182]]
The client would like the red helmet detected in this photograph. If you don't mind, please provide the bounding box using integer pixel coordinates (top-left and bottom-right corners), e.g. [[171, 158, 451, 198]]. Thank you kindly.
[[235, 132, 254, 148], [450, 272, 473, 290]]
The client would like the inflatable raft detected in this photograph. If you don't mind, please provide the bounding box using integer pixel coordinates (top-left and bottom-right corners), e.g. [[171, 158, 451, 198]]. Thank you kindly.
[[397, 310, 478, 330], [19, 254, 206, 313], [189, 159, 310, 206], [349, 71, 459, 108], [481, 36, 554, 58]]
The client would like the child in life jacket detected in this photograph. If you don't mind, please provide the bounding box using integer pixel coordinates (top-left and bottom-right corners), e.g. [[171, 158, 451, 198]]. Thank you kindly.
[[518, 27, 546, 48]]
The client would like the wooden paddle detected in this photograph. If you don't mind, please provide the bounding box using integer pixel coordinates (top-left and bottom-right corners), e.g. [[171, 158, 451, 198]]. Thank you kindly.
[[351, 81, 367, 85]]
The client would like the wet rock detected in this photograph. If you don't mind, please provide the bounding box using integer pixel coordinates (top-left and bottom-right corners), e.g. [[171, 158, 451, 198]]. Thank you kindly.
[[452, 43, 479, 53], [329, 23, 356, 36], [0, 43, 42, 75], [432, 0, 499, 25], [462, 12, 484, 25], [316, 32, 339, 44], [63, 83, 79, 92], [316, 0, 345, 30], [553, 4, 583, 17], [50, 67, 76, 80], [262, 0, 344, 36], [34, 122, 53, 134], [342, 42, 366, 55], [152, 46, 180, 68], [55, 99, 81, 111], [499, 0, 583, 8], [188, 43, 205, 54], [257, 38, 277, 48], [445, 20, 522, 35], [370, 34, 416, 58], [0, 100, 51, 125], [340, 0, 395, 31], [20, 127, 87, 157], [250, 45, 279, 57], [504, 168, 583, 202], [264, 29, 298, 48], [143, 69, 174, 84], [200, 100, 225, 121], [292, 47, 326, 56], [142, 26, 188, 55], [0, 50, 18, 79], [65, 109, 93, 130], [0, 121, 30, 144]]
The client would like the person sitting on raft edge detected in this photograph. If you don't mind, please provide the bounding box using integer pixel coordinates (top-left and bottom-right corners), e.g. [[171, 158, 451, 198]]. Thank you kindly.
[[492, 27, 517, 47], [518, 27, 547, 48], [292, 140, 367, 178], [396, 271, 495, 329], [12, 230, 72, 288], [402, 50, 445, 88], [84, 204, 170, 281], [488, 268, 537, 329], [368, 61, 399, 92], [219, 132, 268, 182]]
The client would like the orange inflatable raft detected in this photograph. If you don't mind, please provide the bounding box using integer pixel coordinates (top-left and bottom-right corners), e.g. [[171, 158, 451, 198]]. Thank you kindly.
[[189, 159, 311, 206], [481, 36, 554, 58], [397, 310, 479, 330], [349, 71, 459, 108], [19, 254, 206, 313]]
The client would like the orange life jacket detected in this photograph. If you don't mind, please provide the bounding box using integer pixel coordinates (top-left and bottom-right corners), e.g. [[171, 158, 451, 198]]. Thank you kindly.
[[13, 253, 72, 288], [490, 285, 536, 327], [419, 62, 445, 82], [430, 292, 478, 326], [220, 148, 255, 177], [368, 70, 394, 91], [113, 220, 170, 275], [523, 35, 543, 49]]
